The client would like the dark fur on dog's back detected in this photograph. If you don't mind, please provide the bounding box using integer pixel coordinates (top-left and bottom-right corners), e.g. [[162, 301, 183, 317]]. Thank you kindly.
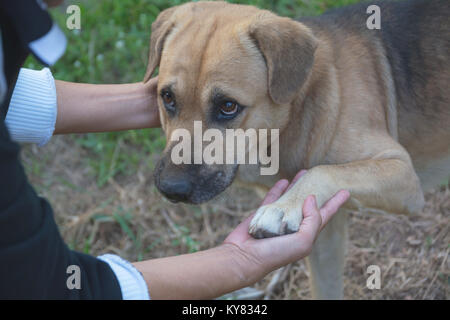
[[377, 0, 449, 116], [299, 0, 450, 181], [301, 0, 450, 114]]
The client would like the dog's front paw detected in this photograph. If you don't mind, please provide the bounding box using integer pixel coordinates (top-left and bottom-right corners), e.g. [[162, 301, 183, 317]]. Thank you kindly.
[[248, 201, 303, 239]]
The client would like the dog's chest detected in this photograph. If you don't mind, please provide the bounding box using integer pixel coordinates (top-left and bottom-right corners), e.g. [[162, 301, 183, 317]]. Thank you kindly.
[[235, 164, 281, 192]]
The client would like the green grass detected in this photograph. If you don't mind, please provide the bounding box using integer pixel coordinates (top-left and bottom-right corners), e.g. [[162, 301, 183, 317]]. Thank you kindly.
[[24, 0, 360, 186]]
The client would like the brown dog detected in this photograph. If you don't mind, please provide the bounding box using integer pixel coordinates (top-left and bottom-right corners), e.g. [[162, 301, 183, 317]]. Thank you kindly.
[[144, 0, 450, 299]]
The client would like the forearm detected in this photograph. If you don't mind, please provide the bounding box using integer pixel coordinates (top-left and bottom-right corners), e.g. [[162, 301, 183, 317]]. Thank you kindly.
[[133, 244, 261, 300], [54, 78, 159, 134]]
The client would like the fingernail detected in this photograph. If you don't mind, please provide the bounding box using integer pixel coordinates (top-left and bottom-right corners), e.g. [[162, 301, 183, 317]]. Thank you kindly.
[[339, 189, 351, 200], [305, 195, 316, 211]]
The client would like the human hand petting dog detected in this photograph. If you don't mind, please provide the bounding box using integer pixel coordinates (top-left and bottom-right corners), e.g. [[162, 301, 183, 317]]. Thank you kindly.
[[53, 76, 160, 134], [133, 170, 349, 299]]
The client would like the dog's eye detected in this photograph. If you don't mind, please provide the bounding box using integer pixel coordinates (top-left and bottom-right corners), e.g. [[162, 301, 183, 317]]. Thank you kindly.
[[211, 92, 244, 122], [161, 90, 174, 105], [161, 89, 176, 114], [219, 101, 239, 117]]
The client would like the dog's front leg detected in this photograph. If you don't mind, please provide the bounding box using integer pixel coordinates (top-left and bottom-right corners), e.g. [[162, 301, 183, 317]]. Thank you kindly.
[[306, 208, 348, 299], [249, 150, 424, 238]]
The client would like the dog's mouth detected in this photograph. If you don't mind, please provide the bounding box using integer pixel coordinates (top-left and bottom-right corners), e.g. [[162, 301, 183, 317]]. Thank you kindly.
[[154, 159, 239, 204]]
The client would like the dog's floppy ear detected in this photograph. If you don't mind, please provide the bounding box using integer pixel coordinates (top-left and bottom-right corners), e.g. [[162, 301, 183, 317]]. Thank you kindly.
[[143, 7, 176, 83], [249, 15, 318, 104]]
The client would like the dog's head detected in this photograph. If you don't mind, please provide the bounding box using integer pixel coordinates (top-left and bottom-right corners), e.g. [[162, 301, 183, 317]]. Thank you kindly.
[[146, 1, 317, 204]]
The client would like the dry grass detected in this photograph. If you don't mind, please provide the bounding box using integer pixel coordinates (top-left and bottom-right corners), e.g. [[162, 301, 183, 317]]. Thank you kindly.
[[21, 135, 449, 300]]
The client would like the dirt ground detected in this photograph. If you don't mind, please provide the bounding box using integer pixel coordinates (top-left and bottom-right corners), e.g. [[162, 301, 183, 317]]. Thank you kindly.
[[21, 135, 449, 300]]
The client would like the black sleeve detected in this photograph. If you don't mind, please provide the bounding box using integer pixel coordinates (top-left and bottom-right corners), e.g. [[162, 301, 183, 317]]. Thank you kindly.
[[0, 109, 123, 300], [0, 2, 123, 299]]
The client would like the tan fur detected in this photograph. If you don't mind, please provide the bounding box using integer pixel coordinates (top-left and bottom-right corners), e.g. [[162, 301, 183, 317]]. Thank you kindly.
[[145, 1, 450, 299]]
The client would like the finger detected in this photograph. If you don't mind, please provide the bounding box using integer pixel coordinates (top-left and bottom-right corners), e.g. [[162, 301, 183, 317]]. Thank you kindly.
[[286, 169, 307, 192], [226, 179, 289, 244], [147, 76, 158, 91], [261, 179, 289, 206], [319, 190, 350, 230], [247, 195, 323, 267], [243, 193, 348, 269], [297, 195, 322, 240]]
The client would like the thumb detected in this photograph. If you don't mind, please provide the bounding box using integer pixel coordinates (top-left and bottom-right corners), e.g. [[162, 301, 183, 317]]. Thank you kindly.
[[297, 195, 322, 243]]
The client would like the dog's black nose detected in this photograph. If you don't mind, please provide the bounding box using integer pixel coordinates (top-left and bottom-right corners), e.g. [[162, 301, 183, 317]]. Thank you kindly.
[[158, 177, 193, 202]]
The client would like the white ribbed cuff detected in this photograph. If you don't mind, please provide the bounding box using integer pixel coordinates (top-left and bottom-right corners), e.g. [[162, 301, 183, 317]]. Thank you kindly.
[[97, 254, 150, 300], [5, 68, 57, 146]]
